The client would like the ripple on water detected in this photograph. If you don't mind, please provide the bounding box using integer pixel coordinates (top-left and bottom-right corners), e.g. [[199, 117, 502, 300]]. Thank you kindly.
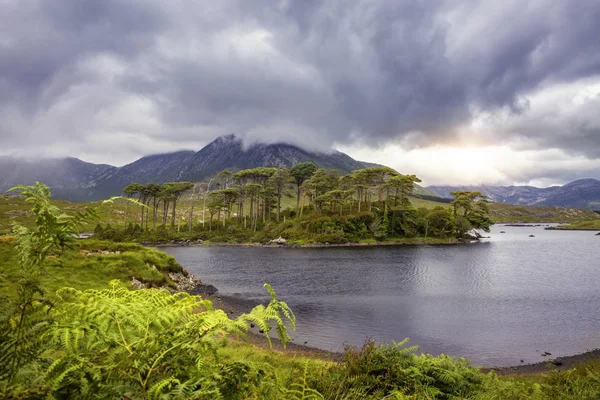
[[163, 226, 600, 366]]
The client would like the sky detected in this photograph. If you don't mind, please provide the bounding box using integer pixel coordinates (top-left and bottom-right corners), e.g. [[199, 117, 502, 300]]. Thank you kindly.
[[1, 0, 600, 187]]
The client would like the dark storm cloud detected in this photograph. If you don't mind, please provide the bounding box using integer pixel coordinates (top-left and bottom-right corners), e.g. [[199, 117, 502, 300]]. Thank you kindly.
[[1, 0, 600, 171]]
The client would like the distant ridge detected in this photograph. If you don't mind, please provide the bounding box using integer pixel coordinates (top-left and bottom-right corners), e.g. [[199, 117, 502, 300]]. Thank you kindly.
[[0, 156, 116, 201], [428, 179, 600, 209], [0, 135, 437, 201]]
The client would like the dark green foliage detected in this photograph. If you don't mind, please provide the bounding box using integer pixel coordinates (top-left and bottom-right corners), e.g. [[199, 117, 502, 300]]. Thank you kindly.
[[451, 191, 493, 237]]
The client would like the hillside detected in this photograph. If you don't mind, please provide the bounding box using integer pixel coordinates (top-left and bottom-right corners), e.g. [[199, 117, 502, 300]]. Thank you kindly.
[[409, 196, 600, 224], [428, 179, 600, 209], [0, 156, 116, 201], [487, 203, 600, 223]]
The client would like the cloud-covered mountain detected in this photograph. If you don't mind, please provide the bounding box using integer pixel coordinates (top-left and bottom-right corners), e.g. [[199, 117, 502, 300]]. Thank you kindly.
[[428, 179, 600, 209], [1, 135, 431, 201], [89, 135, 383, 198]]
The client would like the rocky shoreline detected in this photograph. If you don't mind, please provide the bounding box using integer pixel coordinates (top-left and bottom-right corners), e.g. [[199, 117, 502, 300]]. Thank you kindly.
[[140, 248, 600, 375], [147, 239, 461, 249], [181, 280, 600, 374], [486, 349, 600, 375]]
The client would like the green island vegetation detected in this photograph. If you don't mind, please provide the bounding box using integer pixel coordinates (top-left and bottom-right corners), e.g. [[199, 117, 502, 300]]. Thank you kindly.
[[91, 164, 494, 245], [2, 183, 600, 398]]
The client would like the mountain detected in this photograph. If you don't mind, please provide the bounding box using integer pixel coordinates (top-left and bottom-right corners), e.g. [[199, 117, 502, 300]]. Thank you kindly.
[[0, 156, 116, 201], [2, 135, 435, 201], [428, 179, 600, 209], [89, 135, 390, 199]]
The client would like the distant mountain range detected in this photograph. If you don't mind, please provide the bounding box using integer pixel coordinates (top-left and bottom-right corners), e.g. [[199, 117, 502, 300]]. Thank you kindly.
[[5, 135, 600, 208], [0, 135, 435, 201], [428, 179, 600, 209]]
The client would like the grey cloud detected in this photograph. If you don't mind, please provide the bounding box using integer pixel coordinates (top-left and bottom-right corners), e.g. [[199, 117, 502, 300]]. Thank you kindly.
[[1, 0, 600, 169]]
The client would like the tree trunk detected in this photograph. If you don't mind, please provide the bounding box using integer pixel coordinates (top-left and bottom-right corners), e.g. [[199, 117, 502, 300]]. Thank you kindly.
[[140, 197, 145, 229], [163, 201, 170, 226], [276, 187, 281, 222], [295, 186, 301, 216], [152, 198, 158, 230], [171, 199, 177, 229], [300, 193, 306, 218], [124, 197, 130, 227], [189, 202, 195, 232]]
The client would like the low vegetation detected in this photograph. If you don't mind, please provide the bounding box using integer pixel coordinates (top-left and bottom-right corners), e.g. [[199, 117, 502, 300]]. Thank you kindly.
[[489, 202, 600, 224], [546, 219, 600, 230], [2, 183, 600, 398]]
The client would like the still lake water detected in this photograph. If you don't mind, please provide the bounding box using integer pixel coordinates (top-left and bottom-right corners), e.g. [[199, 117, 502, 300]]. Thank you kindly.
[[162, 225, 600, 367]]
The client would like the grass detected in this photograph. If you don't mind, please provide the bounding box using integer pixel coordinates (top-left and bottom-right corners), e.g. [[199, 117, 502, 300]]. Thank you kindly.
[[0, 238, 182, 300], [0, 194, 130, 234], [547, 219, 600, 230]]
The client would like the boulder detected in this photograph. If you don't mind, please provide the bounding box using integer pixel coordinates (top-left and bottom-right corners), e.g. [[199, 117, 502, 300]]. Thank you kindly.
[[130, 277, 146, 290], [269, 236, 287, 245]]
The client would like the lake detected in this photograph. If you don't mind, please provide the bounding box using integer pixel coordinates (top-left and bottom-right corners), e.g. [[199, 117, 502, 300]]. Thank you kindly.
[[162, 225, 600, 367]]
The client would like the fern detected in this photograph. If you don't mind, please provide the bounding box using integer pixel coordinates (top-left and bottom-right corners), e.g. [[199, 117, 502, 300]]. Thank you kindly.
[[284, 363, 325, 400], [38, 280, 296, 398]]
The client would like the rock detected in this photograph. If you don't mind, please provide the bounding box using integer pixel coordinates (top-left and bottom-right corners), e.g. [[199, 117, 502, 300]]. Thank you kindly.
[[500, 231, 506, 233], [130, 278, 146, 290], [269, 236, 287, 245], [529, 235, 535, 237], [187, 284, 219, 296]]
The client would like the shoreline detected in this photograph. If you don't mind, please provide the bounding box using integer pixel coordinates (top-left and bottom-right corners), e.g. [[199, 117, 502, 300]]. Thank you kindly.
[[190, 286, 600, 375], [203, 291, 343, 361], [545, 226, 600, 231], [149, 238, 462, 249]]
